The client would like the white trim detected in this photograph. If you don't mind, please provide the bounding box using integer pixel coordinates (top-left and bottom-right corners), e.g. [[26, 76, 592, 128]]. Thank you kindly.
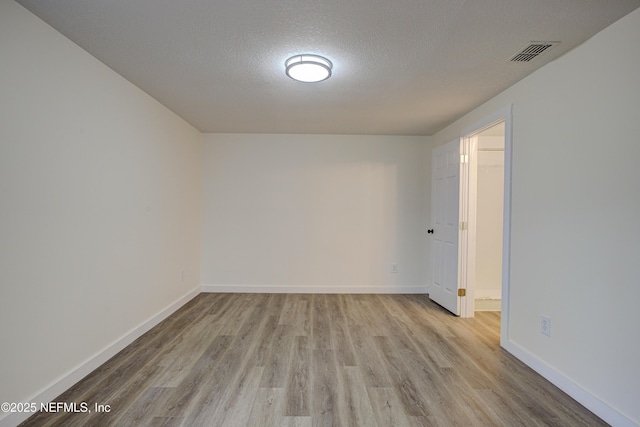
[[503, 339, 637, 427], [461, 106, 511, 138], [473, 298, 501, 312], [458, 137, 469, 317], [459, 105, 513, 345], [474, 289, 502, 299], [0, 287, 200, 427], [459, 135, 479, 318], [201, 284, 428, 294], [501, 106, 513, 348]]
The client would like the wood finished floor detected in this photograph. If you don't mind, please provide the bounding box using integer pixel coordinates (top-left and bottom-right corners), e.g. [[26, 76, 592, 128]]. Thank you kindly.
[[20, 294, 607, 427]]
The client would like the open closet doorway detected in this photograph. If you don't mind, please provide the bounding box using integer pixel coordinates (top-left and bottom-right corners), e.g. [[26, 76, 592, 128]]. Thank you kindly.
[[472, 122, 505, 312], [458, 106, 513, 349]]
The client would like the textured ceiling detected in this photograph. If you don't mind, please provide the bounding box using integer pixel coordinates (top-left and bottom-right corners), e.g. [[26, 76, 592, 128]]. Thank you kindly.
[[16, 0, 640, 135]]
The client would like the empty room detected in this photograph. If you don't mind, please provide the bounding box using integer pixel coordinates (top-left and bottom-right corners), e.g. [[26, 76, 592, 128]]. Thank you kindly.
[[1, 0, 639, 426]]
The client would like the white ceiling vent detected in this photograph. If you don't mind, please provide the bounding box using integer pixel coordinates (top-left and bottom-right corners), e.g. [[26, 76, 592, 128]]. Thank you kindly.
[[510, 42, 559, 62]]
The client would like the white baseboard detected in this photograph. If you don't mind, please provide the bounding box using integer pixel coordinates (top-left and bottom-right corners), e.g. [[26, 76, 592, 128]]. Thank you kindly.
[[502, 339, 637, 427], [201, 284, 428, 294], [474, 289, 502, 299], [474, 298, 501, 311], [0, 287, 200, 427]]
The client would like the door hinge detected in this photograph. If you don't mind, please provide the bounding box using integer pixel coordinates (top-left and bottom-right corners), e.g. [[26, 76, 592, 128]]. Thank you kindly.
[[458, 288, 466, 297], [460, 154, 469, 164], [460, 221, 467, 231]]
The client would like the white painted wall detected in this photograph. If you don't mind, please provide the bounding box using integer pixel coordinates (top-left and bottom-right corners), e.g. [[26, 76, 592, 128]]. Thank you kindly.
[[432, 8, 640, 426], [201, 133, 430, 293], [0, 2, 202, 424], [475, 135, 504, 300], [4, 0, 638, 425]]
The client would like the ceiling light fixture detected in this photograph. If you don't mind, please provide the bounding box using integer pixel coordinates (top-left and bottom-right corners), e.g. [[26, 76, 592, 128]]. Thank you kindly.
[[285, 54, 333, 83]]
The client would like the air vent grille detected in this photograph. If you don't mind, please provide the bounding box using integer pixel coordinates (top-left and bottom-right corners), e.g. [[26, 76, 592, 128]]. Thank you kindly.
[[510, 42, 559, 62]]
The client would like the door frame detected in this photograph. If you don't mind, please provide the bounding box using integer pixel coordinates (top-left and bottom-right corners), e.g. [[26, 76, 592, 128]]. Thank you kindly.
[[460, 105, 513, 347]]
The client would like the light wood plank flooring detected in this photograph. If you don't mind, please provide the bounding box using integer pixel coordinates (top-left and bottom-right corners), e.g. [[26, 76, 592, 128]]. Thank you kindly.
[[20, 294, 607, 426]]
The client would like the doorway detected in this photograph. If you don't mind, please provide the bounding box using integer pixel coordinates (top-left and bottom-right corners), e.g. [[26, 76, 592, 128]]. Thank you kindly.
[[472, 122, 505, 312], [460, 106, 512, 347], [428, 106, 512, 344]]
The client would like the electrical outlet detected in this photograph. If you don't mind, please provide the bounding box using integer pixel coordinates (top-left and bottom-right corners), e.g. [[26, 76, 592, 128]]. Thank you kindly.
[[391, 263, 399, 274], [180, 269, 185, 283], [541, 315, 551, 337]]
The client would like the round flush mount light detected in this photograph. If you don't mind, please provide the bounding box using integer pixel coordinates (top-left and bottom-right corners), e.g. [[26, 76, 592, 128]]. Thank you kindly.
[[285, 54, 333, 83]]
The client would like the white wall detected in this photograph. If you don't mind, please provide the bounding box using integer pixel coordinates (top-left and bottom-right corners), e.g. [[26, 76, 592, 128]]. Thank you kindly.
[[433, 8, 640, 426], [201, 133, 430, 293], [475, 135, 504, 300], [0, 2, 202, 424]]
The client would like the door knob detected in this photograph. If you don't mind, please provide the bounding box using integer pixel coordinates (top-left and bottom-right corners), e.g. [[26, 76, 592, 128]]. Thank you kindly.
[[427, 229, 434, 234]]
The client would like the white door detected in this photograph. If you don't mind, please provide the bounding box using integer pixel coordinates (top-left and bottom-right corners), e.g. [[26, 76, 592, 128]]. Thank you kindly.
[[430, 139, 462, 315]]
